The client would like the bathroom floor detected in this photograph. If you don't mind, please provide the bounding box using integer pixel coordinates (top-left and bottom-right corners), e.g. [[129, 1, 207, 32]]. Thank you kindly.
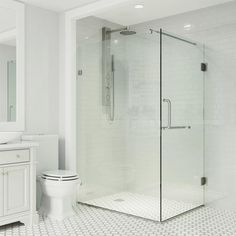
[[0, 204, 236, 236], [84, 191, 198, 221]]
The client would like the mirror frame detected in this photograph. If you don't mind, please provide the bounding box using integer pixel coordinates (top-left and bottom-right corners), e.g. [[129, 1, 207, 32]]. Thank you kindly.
[[0, 0, 25, 131]]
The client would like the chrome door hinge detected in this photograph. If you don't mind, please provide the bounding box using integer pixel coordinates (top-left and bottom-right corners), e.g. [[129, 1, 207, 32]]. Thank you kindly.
[[201, 63, 207, 72], [201, 177, 207, 186]]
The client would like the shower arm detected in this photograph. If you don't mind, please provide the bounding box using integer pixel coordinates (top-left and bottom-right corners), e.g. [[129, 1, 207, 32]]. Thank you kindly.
[[108, 27, 127, 34], [162, 98, 191, 130]]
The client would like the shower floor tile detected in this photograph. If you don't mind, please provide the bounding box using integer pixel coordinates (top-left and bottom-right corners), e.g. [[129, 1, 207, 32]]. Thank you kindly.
[[83, 191, 199, 221], [1, 204, 236, 235]]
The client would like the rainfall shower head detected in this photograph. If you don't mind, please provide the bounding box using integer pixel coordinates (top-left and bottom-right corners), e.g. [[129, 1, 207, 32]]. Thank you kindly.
[[120, 28, 136, 36], [107, 26, 136, 36]]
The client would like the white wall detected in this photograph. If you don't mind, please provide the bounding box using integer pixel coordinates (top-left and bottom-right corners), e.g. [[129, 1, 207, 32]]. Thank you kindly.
[[134, 1, 236, 211], [25, 5, 59, 135], [58, 13, 66, 169]]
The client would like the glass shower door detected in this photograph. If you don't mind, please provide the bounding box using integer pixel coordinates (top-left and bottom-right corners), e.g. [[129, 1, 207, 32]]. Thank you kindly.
[[160, 30, 205, 221]]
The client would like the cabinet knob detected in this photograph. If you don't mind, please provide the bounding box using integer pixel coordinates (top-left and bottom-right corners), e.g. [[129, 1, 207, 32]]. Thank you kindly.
[[16, 154, 20, 158]]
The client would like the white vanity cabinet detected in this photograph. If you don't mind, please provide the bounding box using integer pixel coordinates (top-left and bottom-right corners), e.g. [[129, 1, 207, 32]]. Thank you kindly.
[[0, 169, 3, 217], [0, 142, 38, 227], [3, 164, 30, 216]]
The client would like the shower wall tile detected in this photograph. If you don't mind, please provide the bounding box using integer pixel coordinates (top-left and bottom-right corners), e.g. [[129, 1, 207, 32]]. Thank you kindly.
[[123, 27, 204, 212], [76, 1, 236, 213], [76, 17, 128, 201], [125, 36, 160, 195], [134, 1, 236, 211]]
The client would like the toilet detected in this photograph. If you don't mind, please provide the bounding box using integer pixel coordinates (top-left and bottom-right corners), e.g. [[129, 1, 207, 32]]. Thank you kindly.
[[22, 134, 80, 221], [40, 170, 80, 220]]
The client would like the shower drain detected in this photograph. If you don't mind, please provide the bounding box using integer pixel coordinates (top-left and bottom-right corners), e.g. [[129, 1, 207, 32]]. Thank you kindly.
[[114, 198, 125, 202]]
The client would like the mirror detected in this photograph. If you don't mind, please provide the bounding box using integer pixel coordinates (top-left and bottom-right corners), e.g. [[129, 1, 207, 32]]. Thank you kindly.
[[0, 0, 25, 131], [0, 33, 16, 122]]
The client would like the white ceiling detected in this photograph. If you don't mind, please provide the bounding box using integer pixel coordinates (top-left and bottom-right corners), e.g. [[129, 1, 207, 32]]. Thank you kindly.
[[19, 0, 101, 12], [0, 39, 16, 47], [17, 0, 234, 16], [0, 8, 15, 33], [94, 0, 234, 26]]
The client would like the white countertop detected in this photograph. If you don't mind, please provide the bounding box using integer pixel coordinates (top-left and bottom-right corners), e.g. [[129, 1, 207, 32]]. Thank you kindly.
[[0, 141, 38, 151]]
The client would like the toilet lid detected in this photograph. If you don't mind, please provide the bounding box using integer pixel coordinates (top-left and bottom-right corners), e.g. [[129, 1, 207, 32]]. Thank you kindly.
[[41, 170, 79, 181]]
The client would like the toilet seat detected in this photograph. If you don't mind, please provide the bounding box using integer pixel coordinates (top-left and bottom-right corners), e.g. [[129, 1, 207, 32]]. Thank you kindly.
[[41, 170, 79, 181]]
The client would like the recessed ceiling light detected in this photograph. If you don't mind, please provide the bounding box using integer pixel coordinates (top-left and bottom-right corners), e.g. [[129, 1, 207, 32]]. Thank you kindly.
[[134, 4, 144, 9], [184, 24, 192, 30], [85, 36, 89, 39], [114, 39, 119, 44]]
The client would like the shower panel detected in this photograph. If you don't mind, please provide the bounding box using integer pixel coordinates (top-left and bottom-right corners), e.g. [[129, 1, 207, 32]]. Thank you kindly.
[[102, 27, 114, 120], [77, 19, 205, 222], [102, 26, 136, 121]]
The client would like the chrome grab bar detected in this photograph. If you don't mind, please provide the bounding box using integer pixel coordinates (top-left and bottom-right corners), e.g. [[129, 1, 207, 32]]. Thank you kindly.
[[162, 98, 191, 130], [162, 126, 191, 130]]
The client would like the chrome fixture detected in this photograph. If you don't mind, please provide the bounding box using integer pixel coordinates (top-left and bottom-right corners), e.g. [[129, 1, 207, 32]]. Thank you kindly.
[[102, 26, 136, 121], [162, 98, 191, 130], [150, 28, 197, 46], [108, 26, 136, 35], [163, 99, 172, 129]]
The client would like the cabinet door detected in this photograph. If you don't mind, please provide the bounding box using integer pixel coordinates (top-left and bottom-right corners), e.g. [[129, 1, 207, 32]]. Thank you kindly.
[[0, 168, 3, 216], [4, 165, 30, 215]]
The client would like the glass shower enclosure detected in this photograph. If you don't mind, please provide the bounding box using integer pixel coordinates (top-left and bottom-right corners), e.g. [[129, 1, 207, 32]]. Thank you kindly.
[[76, 17, 205, 221]]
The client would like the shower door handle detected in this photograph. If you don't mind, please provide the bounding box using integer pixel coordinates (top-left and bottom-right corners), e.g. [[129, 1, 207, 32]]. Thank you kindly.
[[163, 98, 172, 129], [162, 98, 191, 130]]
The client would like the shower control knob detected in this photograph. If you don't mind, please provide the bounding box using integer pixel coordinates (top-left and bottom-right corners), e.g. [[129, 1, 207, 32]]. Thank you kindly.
[[77, 70, 83, 76]]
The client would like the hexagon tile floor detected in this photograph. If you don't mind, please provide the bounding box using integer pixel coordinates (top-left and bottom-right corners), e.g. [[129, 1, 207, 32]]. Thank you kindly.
[[84, 192, 198, 221], [1, 204, 236, 236]]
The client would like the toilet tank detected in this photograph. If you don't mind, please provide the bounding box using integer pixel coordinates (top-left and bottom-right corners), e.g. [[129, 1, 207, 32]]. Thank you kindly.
[[22, 134, 59, 176]]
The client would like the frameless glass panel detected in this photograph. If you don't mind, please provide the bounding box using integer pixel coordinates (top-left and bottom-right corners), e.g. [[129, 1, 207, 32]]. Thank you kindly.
[[161, 29, 204, 221], [76, 17, 161, 221]]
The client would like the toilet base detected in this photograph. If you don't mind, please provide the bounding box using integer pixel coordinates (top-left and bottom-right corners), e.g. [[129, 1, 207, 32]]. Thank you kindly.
[[39, 170, 80, 221], [40, 195, 76, 221]]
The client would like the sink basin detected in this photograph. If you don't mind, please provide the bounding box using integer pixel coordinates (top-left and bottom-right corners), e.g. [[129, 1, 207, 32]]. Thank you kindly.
[[0, 132, 23, 144]]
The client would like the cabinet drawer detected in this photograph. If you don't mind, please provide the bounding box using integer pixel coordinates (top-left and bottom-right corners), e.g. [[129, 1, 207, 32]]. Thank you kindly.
[[0, 150, 29, 165]]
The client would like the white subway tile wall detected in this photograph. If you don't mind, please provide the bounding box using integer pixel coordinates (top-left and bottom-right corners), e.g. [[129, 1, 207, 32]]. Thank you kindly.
[[76, 15, 204, 221], [76, 0, 236, 219], [134, 1, 236, 211]]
